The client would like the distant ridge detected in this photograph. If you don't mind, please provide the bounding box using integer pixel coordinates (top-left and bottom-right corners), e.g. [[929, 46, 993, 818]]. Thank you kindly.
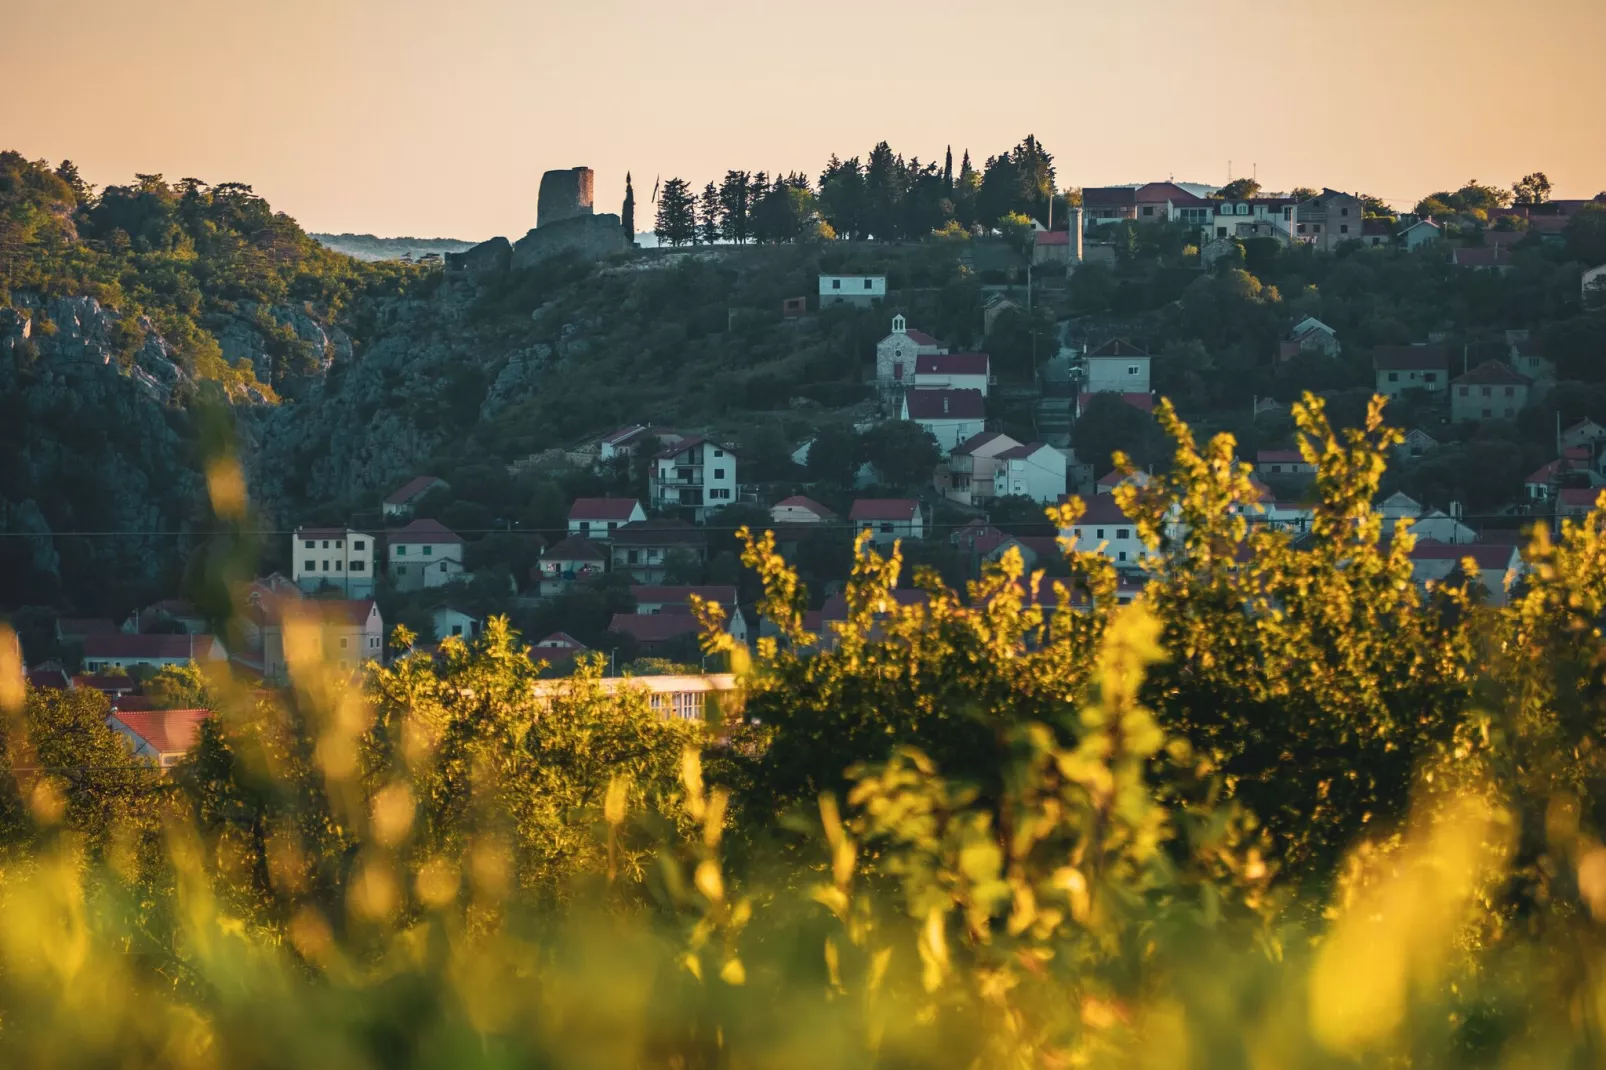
[[311, 233, 480, 262]]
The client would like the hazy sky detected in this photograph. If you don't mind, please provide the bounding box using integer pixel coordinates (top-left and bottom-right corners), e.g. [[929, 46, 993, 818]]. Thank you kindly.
[[5, 0, 1602, 239]]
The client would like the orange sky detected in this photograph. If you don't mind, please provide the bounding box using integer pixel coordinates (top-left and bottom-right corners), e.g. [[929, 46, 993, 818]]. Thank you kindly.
[[5, 0, 1602, 239]]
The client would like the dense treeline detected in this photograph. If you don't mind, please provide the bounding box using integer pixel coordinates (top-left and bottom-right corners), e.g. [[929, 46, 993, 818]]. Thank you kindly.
[[653, 135, 1061, 246], [5, 401, 1606, 1064], [0, 151, 422, 396]]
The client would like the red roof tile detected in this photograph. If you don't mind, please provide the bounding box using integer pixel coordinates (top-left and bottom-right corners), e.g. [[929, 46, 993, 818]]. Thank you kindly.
[[610, 519, 705, 547], [383, 476, 445, 507], [850, 499, 919, 522], [904, 328, 942, 347], [1452, 246, 1513, 267], [772, 495, 837, 519], [568, 497, 643, 522], [1451, 361, 1530, 387], [1409, 540, 1521, 571], [1373, 344, 1448, 372], [1069, 497, 1133, 525], [1035, 230, 1072, 246], [630, 585, 737, 606], [543, 535, 608, 562], [1087, 339, 1150, 358], [534, 631, 586, 650], [1081, 187, 1137, 209], [25, 668, 71, 690], [904, 388, 985, 420], [72, 673, 139, 694], [111, 708, 210, 758], [951, 431, 1015, 457], [607, 613, 704, 643], [1560, 488, 1604, 509], [1257, 450, 1306, 464], [915, 353, 990, 376], [390, 518, 463, 545], [82, 634, 224, 660]]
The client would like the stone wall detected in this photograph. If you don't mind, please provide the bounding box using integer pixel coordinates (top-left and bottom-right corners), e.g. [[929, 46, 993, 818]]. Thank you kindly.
[[537, 167, 595, 229], [511, 214, 629, 270]]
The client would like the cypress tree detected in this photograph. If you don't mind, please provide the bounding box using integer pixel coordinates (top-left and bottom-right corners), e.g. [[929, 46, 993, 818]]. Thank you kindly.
[[621, 172, 636, 240], [943, 146, 953, 191]]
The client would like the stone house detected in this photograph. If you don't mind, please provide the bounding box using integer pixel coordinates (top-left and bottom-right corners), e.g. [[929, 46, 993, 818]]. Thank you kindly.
[[982, 293, 1020, 334], [876, 315, 947, 393], [1294, 189, 1365, 252], [1032, 229, 1083, 266], [1280, 316, 1340, 360], [388, 518, 465, 591], [262, 599, 383, 682]]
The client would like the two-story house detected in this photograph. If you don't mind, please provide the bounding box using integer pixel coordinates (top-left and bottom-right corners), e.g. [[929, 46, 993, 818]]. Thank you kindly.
[[1083, 339, 1152, 394], [1294, 189, 1365, 252], [1209, 196, 1299, 242], [1450, 361, 1531, 424], [1136, 182, 1213, 227], [537, 535, 608, 595], [913, 352, 991, 395], [262, 598, 384, 682], [850, 499, 924, 548], [902, 389, 986, 455], [1080, 187, 1137, 230], [940, 431, 1020, 506], [651, 437, 738, 521], [1373, 345, 1449, 397], [876, 315, 947, 394], [81, 633, 226, 674], [609, 520, 707, 583], [567, 498, 646, 540], [819, 273, 886, 308], [1058, 496, 1149, 570], [292, 527, 376, 597], [991, 442, 1068, 503], [388, 518, 466, 591], [629, 585, 748, 644]]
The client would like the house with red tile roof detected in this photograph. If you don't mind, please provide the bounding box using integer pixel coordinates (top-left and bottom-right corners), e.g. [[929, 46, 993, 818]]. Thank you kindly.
[[567, 497, 646, 540], [770, 495, 837, 524], [609, 520, 708, 583], [1080, 187, 1138, 229], [942, 431, 1022, 506], [850, 499, 924, 547], [629, 586, 746, 642], [876, 313, 948, 394], [109, 708, 211, 768], [292, 527, 377, 597], [1450, 361, 1530, 424], [607, 612, 705, 654], [902, 388, 986, 454], [388, 518, 466, 591], [1032, 228, 1082, 265], [1077, 392, 1154, 418], [537, 535, 608, 595], [1558, 487, 1605, 520], [1407, 540, 1523, 605], [913, 352, 992, 395], [1057, 496, 1148, 570], [651, 437, 739, 522], [80, 633, 226, 674], [382, 475, 448, 518], [1451, 245, 1516, 272], [531, 631, 588, 674], [54, 617, 118, 644], [991, 442, 1067, 503], [261, 599, 383, 683]]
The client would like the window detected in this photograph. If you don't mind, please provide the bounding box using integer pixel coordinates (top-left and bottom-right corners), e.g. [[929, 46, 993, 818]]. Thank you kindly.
[[863, 279, 873, 290], [1142, 206, 1155, 217], [335, 561, 343, 571], [397, 545, 407, 555], [1117, 529, 1130, 539], [371, 637, 379, 649], [1341, 207, 1350, 216], [304, 559, 315, 571], [1119, 551, 1128, 562], [339, 637, 348, 649], [1128, 365, 1140, 375], [1482, 408, 1493, 418], [1340, 224, 1349, 234], [1459, 387, 1468, 397], [627, 549, 640, 564], [1313, 224, 1322, 234], [397, 565, 407, 575], [440, 562, 449, 572], [1271, 465, 1282, 473], [892, 362, 903, 380], [1236, 203, 1248, 215], [713, 468, 725, 479], [353, 541, 365, 551], [336, 540, 344, 549], [832, 279, 841, 290], [351, 561, 365, 572], [1297, 224, 1307, 234], [322, 540, 330, 549], [423, 545, 433, 556], [880, 523, 894, 534], [1388, 372, 1399, 383], [714, 449, 724, 457], [304, 540, 315, 549], [1423, 373, 1437, 383], [452, 625, 463, 636], [1504, 386, 1514, 397], [321, 560, 329, 571], [1096, 528, 1105, 539], [1481, 386, 1491, 398]]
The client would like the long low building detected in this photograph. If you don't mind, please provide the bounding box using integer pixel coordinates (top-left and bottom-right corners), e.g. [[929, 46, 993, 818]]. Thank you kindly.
[[529, 672, 739, 722]]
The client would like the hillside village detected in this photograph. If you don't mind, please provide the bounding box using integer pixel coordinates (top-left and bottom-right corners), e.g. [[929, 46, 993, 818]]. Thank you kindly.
[[10, 158, 1606, 759]]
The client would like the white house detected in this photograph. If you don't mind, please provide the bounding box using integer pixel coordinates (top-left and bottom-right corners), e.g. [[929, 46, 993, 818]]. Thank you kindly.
[[1408, 541, 1522, 605], [1562, 419, 1606, 452], [109, 708, 210, 769], [1083, 339, 1152, 395], [382, 476, 447, 518], [1058, 496, 1149, 570], [850, 499, 924, 547], [431, 606, 482, 642], [1256, 450, 1316, 478], [913, 352, 991, 395], [538, 535, 608, 595], [991, 443, 1068, 503], [875, 314, 947, 392], [262, 599, 384, 682], [1373, 345, 1449, 397], [1400, 218, 1442, 251], [1413, 508, 1477, 544], [567, 498, 646, 540], [388, 518, 465, 591], [941, 431, 1021, 506], [1208, 197, 1299, 242], [1583, 264, 1606, 307], [651, 437, 738, 521], [81, 633, 226, 674], [902, 388, 986, 455], [292, 527, 376, 597], [770, 495, 837, 524], [820, 273, 886, 308]]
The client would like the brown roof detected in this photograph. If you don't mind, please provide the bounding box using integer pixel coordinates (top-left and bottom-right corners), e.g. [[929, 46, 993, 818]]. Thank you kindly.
[[1409, 540, 1520, 571], [1452, 246, 1513, 267], [915, 353, 990, 376], [904, 388, 985, 420], [72, 673, 140, 694], [1560, 488, 1604, 510], [56, 617, 118, 637], [1257, 450, 1306, 464], [25, 668, 71, 690], [850, 499, 919, 522], [568, 497, 643, 522], [607, 613, 704, 643], [82, 634, 224, 660], [994, 442, 1051, 460], [1081, 187, 1137, 209], [1071, 497, 1134, 525], [1134, 182, 1208, 206], [1087, 339, 1149, 358], [820, 589, 933, 622], [390, 518, 463, 545], [272, 599, 378, 629], [951, 430, 1014, 457], [383, 476, 445, 507], [610, 519, 705, 548], [772, 495, 837, 518], [535, 631, 586, 650], [1452, 361, 1530, 387], [630, 585, 737, 606], [111, 708, 210, 758], [904, 328, 942, 347], [1373, 344, 1448, 372], [1035, 230, 1073, 246], [543, 535, 608, 562]]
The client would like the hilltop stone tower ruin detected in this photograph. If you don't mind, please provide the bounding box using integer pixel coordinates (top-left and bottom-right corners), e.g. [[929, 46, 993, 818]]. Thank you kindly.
[[537, 167, 595, 229]]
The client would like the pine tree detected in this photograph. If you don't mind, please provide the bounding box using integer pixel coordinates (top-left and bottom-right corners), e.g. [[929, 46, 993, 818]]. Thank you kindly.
[[653, 177, 697, 247], [621, 172, 636, 240], [943, 146, 954, 192], [698, 182, 721, 246], [718, 171, 751, 244]]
